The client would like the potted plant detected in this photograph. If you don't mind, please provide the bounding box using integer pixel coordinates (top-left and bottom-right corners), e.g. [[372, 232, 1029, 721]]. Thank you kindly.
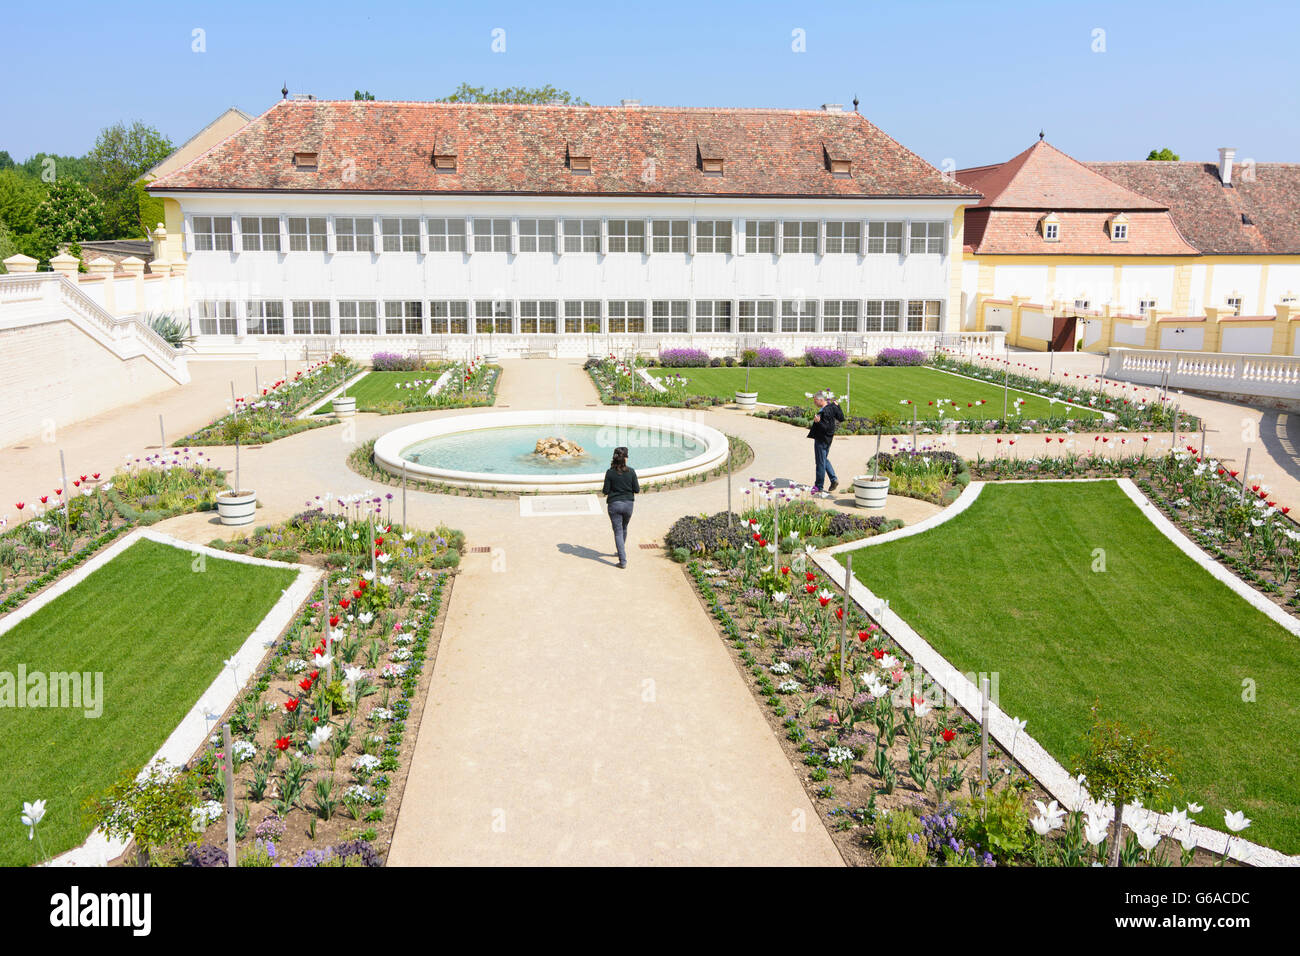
[[216, 414, 257, 526], [332, 373, 356, 416], [735, 360, 758, 409], [853, 411, 895, 509]]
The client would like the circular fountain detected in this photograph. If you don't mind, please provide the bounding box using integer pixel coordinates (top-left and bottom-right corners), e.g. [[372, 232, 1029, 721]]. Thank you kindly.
[[372, 410, 730, 492]]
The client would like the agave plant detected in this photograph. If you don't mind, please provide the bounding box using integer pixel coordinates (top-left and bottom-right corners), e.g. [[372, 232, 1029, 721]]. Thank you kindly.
[[144, 312, 196, 349]]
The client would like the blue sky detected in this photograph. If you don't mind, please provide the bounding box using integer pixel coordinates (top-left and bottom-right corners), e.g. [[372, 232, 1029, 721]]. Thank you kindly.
[[3, 0, 1296, 168]]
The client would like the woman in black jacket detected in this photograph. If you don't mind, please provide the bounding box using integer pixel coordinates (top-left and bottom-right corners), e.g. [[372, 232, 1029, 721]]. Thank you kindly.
[[602, 446, 640, 569]]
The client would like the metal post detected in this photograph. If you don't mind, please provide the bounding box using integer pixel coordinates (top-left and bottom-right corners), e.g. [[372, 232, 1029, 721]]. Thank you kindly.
[[912, 403, 918, 451], [839, 553, 851, 692], [1048, 348, 1054, 384], [58, 449, 69, 537], [230, 381, 238, 418], [369, 513, 377, 580], [158, 414, 165, 449], [1002, 361, 1009, 421], [402, 460, 408, 528], [1200, 422, 1207, 459], [772, 493, 780, 574], [979, 676, 990, 798], [1239, 447, 1252, 503], [221, 723, 237, 866], [283, 353, 288, 381], [1172, 404, 1179, 449], [726, 444, 733, 524]]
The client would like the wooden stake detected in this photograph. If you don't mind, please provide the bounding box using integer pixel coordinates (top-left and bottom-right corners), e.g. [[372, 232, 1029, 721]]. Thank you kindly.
[[221, 722, 237, 866], [58, 450, 69, 538], [402, 460, 408, 528], [1240, 447, 1252, 503], [158, 413, 165, 449], [839, 553, 852, 692], [726, 444, 733, 524], [1200, 422, 1207, 458], [912, 403, 918, 451], [369, 512, 377, 580]]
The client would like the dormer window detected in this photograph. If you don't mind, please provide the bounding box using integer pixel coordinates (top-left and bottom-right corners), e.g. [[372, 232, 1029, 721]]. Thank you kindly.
[[431, 135, 458, 173], [1040, 213, 1060, 242], [698, 141, 723, 177], [432, 152, 457, 172], [830, 159, 852, 178], [293, 151, 318, 169], [1108, 214, 1129, 241], [569, 155, 592, 174], [1226, 295, 1242, 315], [823, 143, 852, 178]]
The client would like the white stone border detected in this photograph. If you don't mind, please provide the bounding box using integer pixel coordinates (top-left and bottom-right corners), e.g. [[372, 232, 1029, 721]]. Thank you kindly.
[[297, 368, 371, 419], [927, 363, 1117, 421], [5, 529, 323, 867], [816, 479, 1299, 866], [637, 367, 667, 393]]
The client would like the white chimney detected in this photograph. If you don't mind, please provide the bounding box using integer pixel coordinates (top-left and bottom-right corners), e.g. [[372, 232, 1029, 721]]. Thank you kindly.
[[620, 98, 640, 107], [821, 103, 844, 113], [1218, 147, 1236, 186]]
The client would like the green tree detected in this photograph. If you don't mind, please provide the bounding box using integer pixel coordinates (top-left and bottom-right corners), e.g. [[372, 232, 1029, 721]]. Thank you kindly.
[[85, 121, 173, 238], [33, 178, 105, 265], [353, 89, 375, 101], [19, 152, 92, 184], [441, 83, 587, 105], [0, 219, 20, 270], [0, 168, 47, 258], [0, 151, 14, 171], [1145, 148, 1180, 161]]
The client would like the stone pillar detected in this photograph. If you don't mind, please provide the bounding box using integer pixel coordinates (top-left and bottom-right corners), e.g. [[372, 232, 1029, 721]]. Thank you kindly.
[[49, 252, 80, 280], [2, 253, 38, 273], [1271, 304, 1292, 356], [86, 257, 117, 314], [1203, 307, 1223, 353], [150, 223, 168, 262], [119, 256, 146, 316], [169, 260, 189, 327]]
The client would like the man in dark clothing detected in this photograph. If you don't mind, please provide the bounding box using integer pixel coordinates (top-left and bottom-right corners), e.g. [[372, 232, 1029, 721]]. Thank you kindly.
[[807, 392, 846, 492]]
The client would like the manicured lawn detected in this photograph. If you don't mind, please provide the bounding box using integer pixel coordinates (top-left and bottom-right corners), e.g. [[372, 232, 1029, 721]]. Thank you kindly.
[[0, 539, 298, 865], [652, 365, 1102, 421], [840, 481, 1300, 853], [310, 369, 444, 414]]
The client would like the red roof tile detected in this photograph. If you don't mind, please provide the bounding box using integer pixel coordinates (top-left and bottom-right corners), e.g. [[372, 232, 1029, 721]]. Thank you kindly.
[[148, 100, 977, 200], [957, 141, 1163, 210], [1088, 161, 1300, 255], [961, 208, 1195, 255]]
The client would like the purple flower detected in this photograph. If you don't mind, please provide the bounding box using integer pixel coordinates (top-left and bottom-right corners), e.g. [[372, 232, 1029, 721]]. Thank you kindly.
[[875, 347, 927, 367], [658, 348, 710, 368], [804, 347, 848, 367]]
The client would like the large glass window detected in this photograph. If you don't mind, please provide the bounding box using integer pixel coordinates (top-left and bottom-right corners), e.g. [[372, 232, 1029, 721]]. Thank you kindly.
[[240, 216, 281, 252], [695, 219, 732, 254], [518, 219, 557, 253], [867, 221, 904, 254], [745, 220, 777, 254], [864, 299, 902, 332], [607, 300, 646, 333], [195, 300, 236, 335], [427, 218, 467, 252], [906, 300, 942, 331], [694, 300, 732, 332], [564, 300, 601, 333], [384, 301, 423, 335], [824, 221, 861, 254], [473, 218, 511, 253], [651, 300, 689, 333], [334, 217, 374, 252], [781, 299, 817, 332], [822, 300, 859, 332], [288, 217, 326, 252], [381, 218, 419, 252], [291, 300, 332, 335], [429, 300, 469, 334], [651, 219, 689, 253], [738, 300, 776, 333], [781, 220, 817, 254], [245, 300, 285, 335], [338, 300, 379, 334], [908, 221, 946, 254], [475, 299, 513, 333], [519, 300, 558, 333], [563, 219, 601, 253], [192, 216, 233, 252], [607, 219, 645, 253]]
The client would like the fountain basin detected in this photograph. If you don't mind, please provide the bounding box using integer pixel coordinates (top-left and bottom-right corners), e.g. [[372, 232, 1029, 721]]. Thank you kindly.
[[372, 410, 730, 492]]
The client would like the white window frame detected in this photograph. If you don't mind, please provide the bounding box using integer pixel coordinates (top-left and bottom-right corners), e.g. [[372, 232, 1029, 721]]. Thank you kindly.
[[824, 220, 861, 254], [651, 299, 689, 333], [738, 300, 776, 333], [427, 217, 467, 253], [781, 220, 818, 254], [694, 300, 733, 333], [906, 299, 942, 332], [475, 299, 513, 333], [191, 215, 233, 252], [745, 220, 778, 254], [563, 218, 601, 253], [695, 219, 733, 254], [338, 300, 379, 335], [606, 300, 646, 333], [865, 299, 901, 332], [822, 300, 859, 332], [195, 299, 237, 335], [384, 300, 423, 335], [564, 300, 602, 333], [334, 217, 375, 253], [287, 216, 326, 252], [518, 218, 557, 253], [519, 300, 559, 333], [380, 218, 419, 253], [650, 219, 689, 253], [429, 300, 469, 335], [780, 299, 817, 332], [908, 221, 946, 255], [239, 216, 281, 253], [245, 300, 285, 335], [472, 218, 511, 253], [867, 221, 904, 254], [607, 219, 646, 253], [291, 300, 332, 335]]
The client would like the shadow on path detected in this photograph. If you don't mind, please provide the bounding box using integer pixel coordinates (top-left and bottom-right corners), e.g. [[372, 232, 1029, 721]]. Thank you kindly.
[[556, 541, 618, 566], [1259, 410, 1300, 485]]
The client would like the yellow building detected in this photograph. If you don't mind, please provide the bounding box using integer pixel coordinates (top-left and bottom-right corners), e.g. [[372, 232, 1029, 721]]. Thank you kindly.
[[957, 139, 1300, 357]]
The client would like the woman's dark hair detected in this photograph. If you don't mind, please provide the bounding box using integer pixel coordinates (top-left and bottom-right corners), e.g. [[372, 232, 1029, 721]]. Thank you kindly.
[[611, 446, 629, 473]]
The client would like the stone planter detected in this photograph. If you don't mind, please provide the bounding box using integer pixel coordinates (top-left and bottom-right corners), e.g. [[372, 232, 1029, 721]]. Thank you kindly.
[[333, 395, 356, 416], [853, 475, 890, 509], [735, 390, 758, 409], [216, 489, 257, 526]]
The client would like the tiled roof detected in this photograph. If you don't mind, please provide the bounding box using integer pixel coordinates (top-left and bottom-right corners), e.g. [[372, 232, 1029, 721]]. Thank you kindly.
[[962, 208, 1196, 255], [147, 100, 977, 199], [957, 141, 1164, 210], [1088, 161, 1300, 255]]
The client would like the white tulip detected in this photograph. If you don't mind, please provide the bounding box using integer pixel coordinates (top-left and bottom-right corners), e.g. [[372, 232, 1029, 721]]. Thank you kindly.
[[1224, 810, 1251, 833], [21, 799, 46, 840]]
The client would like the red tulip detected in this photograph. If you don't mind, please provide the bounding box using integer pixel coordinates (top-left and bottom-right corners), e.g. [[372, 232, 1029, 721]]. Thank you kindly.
[[805, 584, 816, 595], [941, 728, 956, 743], [14, 502, 24, 510], [805, 572, 815, 581], [835, 607, 844, 620], [339, 598, 350, 610], [284, 698, 299, 712], [39, 496, 48, 504], [275, 737, 290, 751], [298, 677, 313, 692], [857, 630, 870, 642], [780, 566, 790, 576], [352, 589, 362, 599], [329, 615, 339, 627], [818, 596, 831, 607]]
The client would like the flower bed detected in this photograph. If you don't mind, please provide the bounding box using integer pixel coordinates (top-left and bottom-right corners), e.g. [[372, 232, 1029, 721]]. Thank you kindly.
[[313, 359, 500, 415], [875, 347, 927, 367], [181, 355, 359, 445], [658, 347, 711, 367], [865, 446, 971, 504], [585, 355, 725, 409], [82, 507, 464, 867], [805, 347, 849, 367], [1, 450, 228, 614], [371, 351, 425, 372], [681, 514, 1227, 866]]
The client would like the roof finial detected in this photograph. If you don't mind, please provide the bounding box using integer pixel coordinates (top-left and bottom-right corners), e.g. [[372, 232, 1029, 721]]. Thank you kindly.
[[282, 83, 288, 99], [1039, 129, 1045, 141], [852, 95, 860, 112]]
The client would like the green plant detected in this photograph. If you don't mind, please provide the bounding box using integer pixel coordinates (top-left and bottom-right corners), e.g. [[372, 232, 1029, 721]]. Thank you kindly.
[[968, 786, 1031, 863], [874, 808, 927, 866], [83, 762, 200, 865]]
